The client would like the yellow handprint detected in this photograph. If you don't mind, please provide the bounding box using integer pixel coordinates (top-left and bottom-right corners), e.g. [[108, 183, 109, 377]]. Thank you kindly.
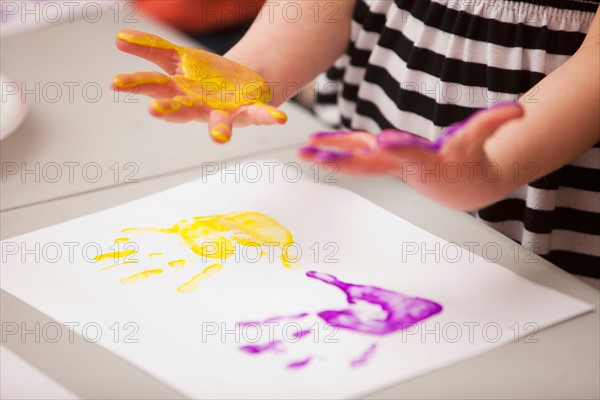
[[94, 211, 300, 293]]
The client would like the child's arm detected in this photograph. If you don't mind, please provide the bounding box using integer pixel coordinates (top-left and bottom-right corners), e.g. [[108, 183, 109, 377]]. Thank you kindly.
[[225, 0, 355, 106], [112, 1, 355, 143], [478, 10, 599, 206], [300, 9, 599, 211]]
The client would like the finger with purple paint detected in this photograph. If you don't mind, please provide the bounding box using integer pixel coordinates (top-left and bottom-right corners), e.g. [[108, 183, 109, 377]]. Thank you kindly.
[[296, 102, 525, 210]]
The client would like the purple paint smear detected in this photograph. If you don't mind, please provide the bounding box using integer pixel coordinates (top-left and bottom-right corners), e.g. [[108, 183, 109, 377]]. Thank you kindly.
[[311, 130, 356, 138], [378, 101, 520, 151], [375, 129, 435, 149], [306, 271, 443, 335], [238, 271, 443, 367], [287, 357, 312, 369], [239, 340, 282, 354], [301, 101, 520, 158], [238, 312, 309, 327], [351, 343, 378, 368], [298, 146, 354, 162], [293, 329, 312, 339], [265, 313, 310, 323], [301, 130, 374, 162]]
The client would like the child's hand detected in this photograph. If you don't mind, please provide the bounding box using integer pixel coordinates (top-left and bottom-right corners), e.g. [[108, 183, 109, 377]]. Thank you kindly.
[[112, 30, 287, 143], [298, 102, 524, 209]]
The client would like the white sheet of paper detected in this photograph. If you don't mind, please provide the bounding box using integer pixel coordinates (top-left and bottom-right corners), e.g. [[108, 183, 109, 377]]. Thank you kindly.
[[1, 161, 593, 399]]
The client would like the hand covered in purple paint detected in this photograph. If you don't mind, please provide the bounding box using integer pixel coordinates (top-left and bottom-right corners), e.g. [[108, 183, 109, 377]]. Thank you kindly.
[[298, 102, 524, 209]]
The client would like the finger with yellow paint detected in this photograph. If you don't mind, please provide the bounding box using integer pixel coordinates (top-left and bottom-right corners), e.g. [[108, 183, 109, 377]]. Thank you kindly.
[[115, 30, 181, 74], [112, 71, 183, 99], [148, 97, 213, 123], [112, 29, 288, 143], [208, 110, 233, 144]]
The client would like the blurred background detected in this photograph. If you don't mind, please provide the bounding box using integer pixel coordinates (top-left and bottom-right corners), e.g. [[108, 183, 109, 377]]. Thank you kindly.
[[136, 0, 265, 54]]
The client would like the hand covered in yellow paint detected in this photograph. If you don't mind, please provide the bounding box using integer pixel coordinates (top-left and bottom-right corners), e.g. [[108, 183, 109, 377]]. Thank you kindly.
[[112, 30, 287, 143]]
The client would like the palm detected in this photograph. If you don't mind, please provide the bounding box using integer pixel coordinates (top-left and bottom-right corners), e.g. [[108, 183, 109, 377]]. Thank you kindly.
[[112, 30, 287, 143]]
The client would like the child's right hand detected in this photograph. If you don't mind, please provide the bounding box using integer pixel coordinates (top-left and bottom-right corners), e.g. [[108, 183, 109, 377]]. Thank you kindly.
[[111, 30, 287, 143]]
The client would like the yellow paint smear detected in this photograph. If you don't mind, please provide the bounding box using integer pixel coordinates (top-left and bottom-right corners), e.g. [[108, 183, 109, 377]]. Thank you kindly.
[[210, 127, 231, 144], [177, 263, 223, 293], [94, 249, 137, 262], [254, 103, 288, 122], [113, 74, 171, 89], [280, 254, 300, 269], [150, 99, 180, 115], [168, 259, 187, 269], [123, 212, 297, 268], [117, 30, 178, 50], [120, 269, 163, 284]]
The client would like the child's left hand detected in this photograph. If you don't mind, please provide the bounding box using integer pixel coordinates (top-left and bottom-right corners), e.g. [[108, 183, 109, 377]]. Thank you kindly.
[[298, 102, 524, 209]]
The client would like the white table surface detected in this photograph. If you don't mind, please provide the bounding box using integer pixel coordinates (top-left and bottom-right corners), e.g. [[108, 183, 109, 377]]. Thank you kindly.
[[1, 8, 599, 400]]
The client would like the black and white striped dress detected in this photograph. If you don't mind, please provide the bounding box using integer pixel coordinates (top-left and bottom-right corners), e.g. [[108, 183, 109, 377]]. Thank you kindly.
[[313, 0, 599, 277]]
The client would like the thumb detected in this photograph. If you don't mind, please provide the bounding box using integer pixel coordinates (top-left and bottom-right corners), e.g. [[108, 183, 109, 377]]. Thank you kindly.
[[457, 102, 524, 150]]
